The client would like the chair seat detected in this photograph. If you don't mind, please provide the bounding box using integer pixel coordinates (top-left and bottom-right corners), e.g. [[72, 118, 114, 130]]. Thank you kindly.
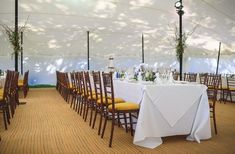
[[88, 94, 101, 100], [108, 102, 139, 111], [228, 87, 235, 91], [220, 86, 228, 90], [18, 82, 24, 87], [97, 97, 125, 105]]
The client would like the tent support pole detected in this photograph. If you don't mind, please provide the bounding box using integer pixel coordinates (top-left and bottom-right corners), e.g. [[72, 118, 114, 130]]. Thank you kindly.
[[21, 31, 23, 75], [15, 0, 19, 72], [87, 31, 90, 70], [216, 42, 221, 75], [142, 34, 144, 63]]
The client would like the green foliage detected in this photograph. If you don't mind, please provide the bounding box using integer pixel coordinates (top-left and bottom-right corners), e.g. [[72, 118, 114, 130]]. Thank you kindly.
[[1, 17, 28, 56], [175, 32, 187, 61], [172, 24, 198, 61]]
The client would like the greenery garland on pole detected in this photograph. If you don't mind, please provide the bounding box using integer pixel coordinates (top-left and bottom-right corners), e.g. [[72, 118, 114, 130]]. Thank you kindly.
[[170, 24, 198, 62], [1, 17, 28, 59]]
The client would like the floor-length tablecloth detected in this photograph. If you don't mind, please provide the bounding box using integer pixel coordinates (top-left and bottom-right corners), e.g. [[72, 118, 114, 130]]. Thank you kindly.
[[114, 80, 211, 149]]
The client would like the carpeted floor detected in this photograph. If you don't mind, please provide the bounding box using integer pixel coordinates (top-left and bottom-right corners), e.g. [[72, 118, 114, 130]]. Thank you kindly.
[[0, 88, 235, 154]]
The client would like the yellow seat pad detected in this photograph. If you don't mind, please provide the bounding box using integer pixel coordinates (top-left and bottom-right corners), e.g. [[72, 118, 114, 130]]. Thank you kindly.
[[18, 82, 24, 87], [108, 102, 139, 111], [228, 87, 235, 91], [88, 94, 101, 100], [0, 89, 3, 95], [18, 79, 23, 83], [221, 86, 228, 90], [97, 97, 125, 104]]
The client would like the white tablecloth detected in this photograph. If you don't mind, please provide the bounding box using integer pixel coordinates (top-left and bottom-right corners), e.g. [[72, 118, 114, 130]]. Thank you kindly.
[[114, 80, 211, 149], [0, 76, 5, 88]]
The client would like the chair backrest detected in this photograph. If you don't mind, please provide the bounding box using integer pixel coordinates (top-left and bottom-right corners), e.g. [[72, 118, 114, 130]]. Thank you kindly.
[[2, 70, 18, 101], [73, 72, 80, 93], [199, 73, 208, 84], [227, 74, 235, 90], [92, 71, 103, 101], [84, 71, 93, 98], [23, 70, 29, 85], [78, 71, 86, 96], [102, 72, 115, 108], [184, 73, 197, 82], [70, 72, 76, 89], [205, 74, 221, 107], [172, 72, 179, 81], [11, 71, 19, 94]]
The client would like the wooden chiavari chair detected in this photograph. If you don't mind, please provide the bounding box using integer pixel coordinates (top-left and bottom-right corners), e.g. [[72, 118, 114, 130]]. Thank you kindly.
[[173, 72, 179, 81], [83, 71, 95, 125], [199, 73, 208, 84], [70, 72, 78, 109], [92, 71, 125, 135], [77, 71, 86, 116], [18, 70, 29, 98], [0, 70, 13, 130], [183, 73, 197, 82], [204, 74, 221, 134], [226, 74, 235, 103], [101, 72, 139, 147]]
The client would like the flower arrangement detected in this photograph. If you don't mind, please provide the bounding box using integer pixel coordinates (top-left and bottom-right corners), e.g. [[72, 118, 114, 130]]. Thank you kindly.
[[134, 64, 156, 82]]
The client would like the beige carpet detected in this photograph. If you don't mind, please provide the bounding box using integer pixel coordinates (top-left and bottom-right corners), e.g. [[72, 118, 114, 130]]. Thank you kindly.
[[0, 88, 235, 154]]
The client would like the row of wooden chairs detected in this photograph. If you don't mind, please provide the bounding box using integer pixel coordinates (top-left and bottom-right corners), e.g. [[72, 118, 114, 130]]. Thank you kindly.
[[0, 70, 20, 130], [56, 71, 139, 147], [173, 72, 197, 82], [174, 72, 235, 103]]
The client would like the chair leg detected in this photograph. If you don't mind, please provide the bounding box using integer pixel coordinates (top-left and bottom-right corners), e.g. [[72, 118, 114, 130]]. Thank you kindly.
[[70, 95, 74, 108], [109, 111, 115, 147], [98, 106, 104, 135], [117, 113, 120, 127], [89, 102, 94, 126], [213, 112, 217, 134], [124, 113, 128, 133], [80, 98, 84, 116], [92, 106, 98, 129], [3, 110, 7, 130], [230, 92, 232, 103], [129, 113, 133, 136], [77, 96, 82, 114], [84, 101, 89, 121], [101, 112, 108, 138], [5, 106, 11, 124]]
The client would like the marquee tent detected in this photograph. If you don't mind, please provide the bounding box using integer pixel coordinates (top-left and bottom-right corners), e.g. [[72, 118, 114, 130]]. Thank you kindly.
[[0, 0, 234, 85]]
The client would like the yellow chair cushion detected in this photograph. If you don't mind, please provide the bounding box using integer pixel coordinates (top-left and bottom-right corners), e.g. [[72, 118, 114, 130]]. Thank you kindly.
[[0, 95, 3, 100], [221, 86, 228, 90], [0, 89, 3, 95], [88, 94, 101, 100], [108, 102, 139, 111], [18, 82, 24, 87], [97, 97, 125, 104], [229, 87, 235, 91]]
